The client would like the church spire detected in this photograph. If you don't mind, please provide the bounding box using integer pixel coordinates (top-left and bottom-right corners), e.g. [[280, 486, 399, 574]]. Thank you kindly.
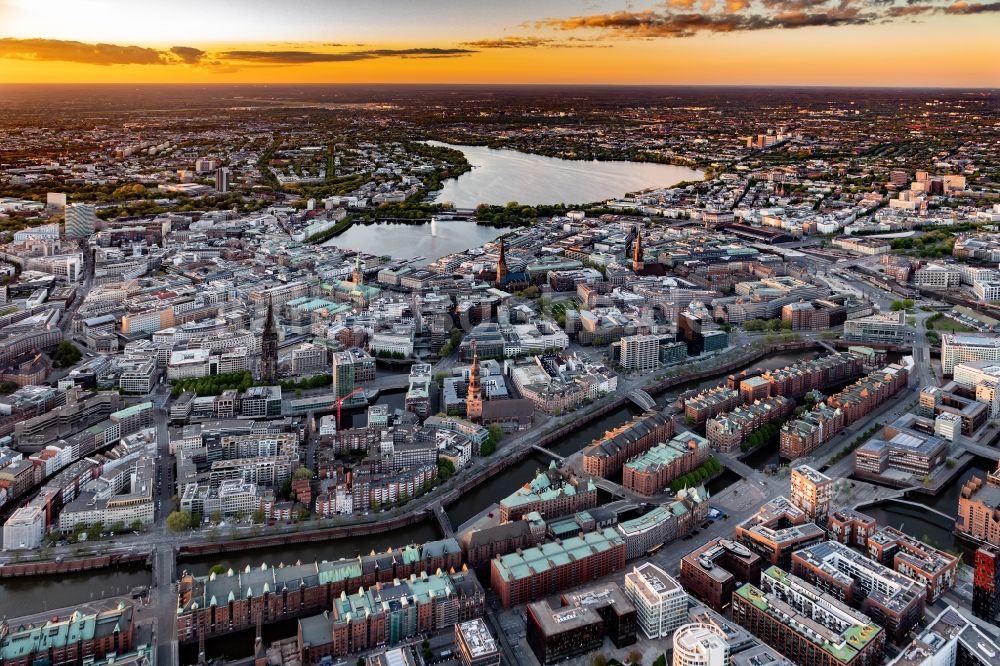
[[632, 226, 644, 272], [496, 237, 508, 286], [260, 296, 278, 384], [466, 341, 483, 422]]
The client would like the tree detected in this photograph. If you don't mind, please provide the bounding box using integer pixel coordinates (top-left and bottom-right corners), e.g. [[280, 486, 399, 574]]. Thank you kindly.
[[294, 506, 311, 522], [628, 650, 643, 666], [86, 522, 104, 542], [51, 341, 82, 368], [438, 458, 456, 480], [131, 519, 143, 532], [252, 508, 266, 524], [593, 656, 608, 666], [488, 424, 503, 443], [293, 467, 313, 480], [209, 564, 227, 576], [210, 511, 223, 525], [166, 511, 192, 532], [479, 439, 496, 456]]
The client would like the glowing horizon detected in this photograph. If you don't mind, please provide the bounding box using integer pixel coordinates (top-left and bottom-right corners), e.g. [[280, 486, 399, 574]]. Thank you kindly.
[[0, 0, 997, 87]]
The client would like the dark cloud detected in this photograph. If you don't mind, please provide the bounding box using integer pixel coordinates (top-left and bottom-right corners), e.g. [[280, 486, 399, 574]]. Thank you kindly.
[[461, 36, 606, 49], [169, 46, 206, 64], [0, 37, 169, 65], [535, 1, 991, 37], [218, 47, 474, 64]]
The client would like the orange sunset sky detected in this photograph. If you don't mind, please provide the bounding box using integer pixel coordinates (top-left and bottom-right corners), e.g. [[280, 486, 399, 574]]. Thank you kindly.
[[0, 0, 998, 86]]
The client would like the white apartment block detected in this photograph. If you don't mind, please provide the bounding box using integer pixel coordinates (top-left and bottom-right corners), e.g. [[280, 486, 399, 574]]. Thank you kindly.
[[620, 334, 662, 371], [369, 331, 414, 357], [914, 264, 962, 288], [3, 506, 45, 550], [942, 334, 1000, 374], [974, 281, 1000, 302], [623, 562, 689, 639]]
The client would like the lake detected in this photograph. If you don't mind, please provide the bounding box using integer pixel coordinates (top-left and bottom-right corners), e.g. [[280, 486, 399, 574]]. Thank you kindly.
[[322, 218, 504, 265], [429, 141, 703, 208]]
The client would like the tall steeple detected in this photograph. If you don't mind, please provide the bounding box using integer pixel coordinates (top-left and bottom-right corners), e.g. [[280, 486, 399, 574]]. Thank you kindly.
[[495, 237, 508, 286], [352, 255, 364, 286], [260, 296, 278, 384], [466, 341, 483, 422], [632, 225, 644, 272]]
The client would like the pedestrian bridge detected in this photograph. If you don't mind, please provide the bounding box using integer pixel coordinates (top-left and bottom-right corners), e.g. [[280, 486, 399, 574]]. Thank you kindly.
[[627, 389, 656, 411]]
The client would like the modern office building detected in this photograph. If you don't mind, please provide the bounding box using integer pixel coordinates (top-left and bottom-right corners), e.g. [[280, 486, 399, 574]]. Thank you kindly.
[[673, 623, 730, 666], [331, 351, 356, 399], [455, 619, 500, 666], [734, 496, 826, 568], [844, 311, 906, 345], [65, 202, 97, 238], [942, 334, 1000, 374], [214, 167, 232, 193], [733, 567, 885, 666], [973, 544, 1000, 623], [526, 583, 637, 665], [623, 562, 688, 639], [789, 465, 833, 521], [680, 538, 762, 612], [791, 541, 925, 643]]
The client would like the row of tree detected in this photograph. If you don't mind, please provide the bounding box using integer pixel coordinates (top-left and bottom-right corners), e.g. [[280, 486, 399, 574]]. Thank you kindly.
[[669, 456, 723, 492]]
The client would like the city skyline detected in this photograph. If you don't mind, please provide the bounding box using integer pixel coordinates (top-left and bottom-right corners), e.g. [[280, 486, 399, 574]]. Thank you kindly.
[[0, 0, 998, 86]]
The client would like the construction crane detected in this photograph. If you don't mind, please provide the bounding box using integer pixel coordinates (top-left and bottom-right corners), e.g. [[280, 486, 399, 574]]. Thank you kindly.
[[334, 387, 365, 430]]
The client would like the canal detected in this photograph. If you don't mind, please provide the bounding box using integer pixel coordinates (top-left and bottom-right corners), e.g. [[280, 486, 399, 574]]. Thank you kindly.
[[0, 564, 151, 617]]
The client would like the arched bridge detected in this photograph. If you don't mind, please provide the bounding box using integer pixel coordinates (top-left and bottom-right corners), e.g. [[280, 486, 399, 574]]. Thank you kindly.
[[627, 389, 656, 411]]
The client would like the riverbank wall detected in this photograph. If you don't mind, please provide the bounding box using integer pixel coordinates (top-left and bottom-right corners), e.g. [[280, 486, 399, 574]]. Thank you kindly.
[[0, 551, 149, 578]]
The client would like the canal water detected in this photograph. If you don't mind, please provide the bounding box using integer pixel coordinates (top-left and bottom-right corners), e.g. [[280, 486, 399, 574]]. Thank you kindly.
[[0, 564, 150, 618], [864, 457, 996, 561], [428, 141, 703, 208]]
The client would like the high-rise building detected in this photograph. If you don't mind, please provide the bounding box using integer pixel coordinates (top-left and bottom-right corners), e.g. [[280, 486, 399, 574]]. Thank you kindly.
[[619, 334, 662, 371], [455, 619, 500, 666], [466, 342, 483, 422], [973, 544, 1000, 622], [214, 166, 231, 193], [65, 202, 96, 238], [331, 351, 356, 399], [789, 465, 833, 521], [623, 562, 688, 639], [259, 298, 278, 384], [673, 623, 730, 666]]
